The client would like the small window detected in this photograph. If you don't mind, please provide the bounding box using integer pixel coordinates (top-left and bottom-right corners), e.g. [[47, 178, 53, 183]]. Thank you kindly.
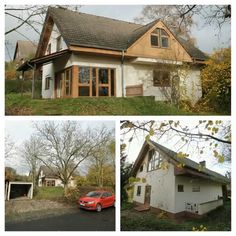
[[151, 35, 159, 46], [178, 185, 184, 192], [140, 165, 143, 172], [137, 186, 141, 196], [56, 36, 62, 51], [192, 186, 200, 192], [45, 77, 51, 90], [153, 70, 171, 87], [47, 43, 51, 54], [150, 28, 169, 48]]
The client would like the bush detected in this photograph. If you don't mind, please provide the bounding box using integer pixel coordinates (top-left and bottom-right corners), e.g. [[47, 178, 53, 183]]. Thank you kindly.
[[64, 187, 80, 203], [201, 48, 231, 114], [5, 79, 42, 97]]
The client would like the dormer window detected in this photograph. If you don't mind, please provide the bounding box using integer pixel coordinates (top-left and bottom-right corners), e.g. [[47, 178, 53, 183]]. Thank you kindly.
[[151, 28, 169, 48], [47, 43, 51, 54]]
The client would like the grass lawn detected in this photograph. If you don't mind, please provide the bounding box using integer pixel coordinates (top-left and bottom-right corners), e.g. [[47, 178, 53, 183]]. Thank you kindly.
[[34, 187, 65, 201], [5, 93, 210, 115], [121, 201, 231, 231]]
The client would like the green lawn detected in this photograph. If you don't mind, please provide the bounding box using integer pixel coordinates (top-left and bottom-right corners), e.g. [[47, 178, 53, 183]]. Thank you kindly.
[[34, 187, 64, 201], [5, 93, 202, 115], [121, 200, 231, 231]]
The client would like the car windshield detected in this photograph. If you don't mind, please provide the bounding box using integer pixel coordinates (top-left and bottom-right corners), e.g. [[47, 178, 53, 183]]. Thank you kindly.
[[86, 191, 101, 198]]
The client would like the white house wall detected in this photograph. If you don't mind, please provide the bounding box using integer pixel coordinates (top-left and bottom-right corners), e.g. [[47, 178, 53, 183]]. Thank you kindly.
[[46, 24, 67, 54], [42, 63, 54, 98], [174, 176, 223, 214], [133, 149, 176, 213]]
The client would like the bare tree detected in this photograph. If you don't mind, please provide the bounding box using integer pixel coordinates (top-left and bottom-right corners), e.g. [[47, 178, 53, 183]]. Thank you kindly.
[[21, 136, 42, 190], [121, 120, 231, 163], [5, 134, 15, 159], [33, 121, 111, 193], [135, 5, 231, 40]]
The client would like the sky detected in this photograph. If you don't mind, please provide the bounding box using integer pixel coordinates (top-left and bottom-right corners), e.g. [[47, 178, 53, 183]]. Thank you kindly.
[[5, 5, 231, 61], [121, 120, 231, 176], [5, 120, 115, 175]]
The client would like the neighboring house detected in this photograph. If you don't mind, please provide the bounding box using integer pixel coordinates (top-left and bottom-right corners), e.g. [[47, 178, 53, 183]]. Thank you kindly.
[[131, 140, 230, 218], [13, 40, 37, 62], [18, 7, 207, 104], [38, 165, 76, 188]]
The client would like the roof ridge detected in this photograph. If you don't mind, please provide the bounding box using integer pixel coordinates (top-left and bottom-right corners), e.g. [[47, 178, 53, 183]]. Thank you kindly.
[[49, 6, 143, 27]]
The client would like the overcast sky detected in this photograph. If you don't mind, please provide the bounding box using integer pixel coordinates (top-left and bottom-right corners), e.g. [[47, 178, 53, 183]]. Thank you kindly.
[[5, 120, 115, 175], [121, 120, 231, 176], [5, 5, 231, 61]]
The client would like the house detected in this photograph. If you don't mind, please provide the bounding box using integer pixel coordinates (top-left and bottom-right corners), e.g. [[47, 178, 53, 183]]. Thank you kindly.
[[13, 40, 37, 62], [131, 140, 230, 218], [38, 165, 76, 187], [18, 7, 207, 104]]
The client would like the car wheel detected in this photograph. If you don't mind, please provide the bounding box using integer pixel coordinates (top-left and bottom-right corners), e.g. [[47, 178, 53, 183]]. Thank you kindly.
[[113, 201, 116, 207], [96, 203, 102, 212]]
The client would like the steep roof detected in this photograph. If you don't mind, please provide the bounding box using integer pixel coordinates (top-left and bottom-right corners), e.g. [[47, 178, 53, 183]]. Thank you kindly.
[[39, 165, 59, 178], [46, 7, 206, 60], [132, 140, 230, 184], [13, 40, 37, 61]]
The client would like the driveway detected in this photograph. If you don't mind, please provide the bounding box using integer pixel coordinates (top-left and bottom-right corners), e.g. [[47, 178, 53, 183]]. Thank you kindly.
[[5, 207, 115, 231]]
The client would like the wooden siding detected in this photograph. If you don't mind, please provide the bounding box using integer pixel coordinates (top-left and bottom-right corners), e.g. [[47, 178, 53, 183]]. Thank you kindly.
[[126, 84, 143, 96], [127, 21, 192, 62]]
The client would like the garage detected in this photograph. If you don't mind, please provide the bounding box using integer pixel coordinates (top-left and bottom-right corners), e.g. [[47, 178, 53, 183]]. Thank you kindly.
[[6, 182, 33, 201]]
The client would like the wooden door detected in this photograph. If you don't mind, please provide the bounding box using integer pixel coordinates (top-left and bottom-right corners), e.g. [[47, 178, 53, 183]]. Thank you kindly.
[[145, 185, 151, 205]]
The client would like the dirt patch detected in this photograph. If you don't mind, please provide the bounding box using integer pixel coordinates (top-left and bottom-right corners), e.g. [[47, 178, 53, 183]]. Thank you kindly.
[[5, 199, 77, 223]]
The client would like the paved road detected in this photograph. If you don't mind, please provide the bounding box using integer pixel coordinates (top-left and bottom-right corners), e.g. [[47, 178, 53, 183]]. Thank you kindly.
[[5, 207, 115, 231]]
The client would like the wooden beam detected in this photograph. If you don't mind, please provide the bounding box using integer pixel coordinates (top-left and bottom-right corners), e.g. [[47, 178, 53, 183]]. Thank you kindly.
[[108, 69, 111, 97], [72, 66, 78, 98]]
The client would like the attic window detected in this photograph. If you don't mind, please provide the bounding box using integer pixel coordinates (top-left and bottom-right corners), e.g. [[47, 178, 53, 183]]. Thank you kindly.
[[151, 28, 169, 48], [147, 149, 163, 172], [153, 70, 171, 87], [56, 36, 62, 51]]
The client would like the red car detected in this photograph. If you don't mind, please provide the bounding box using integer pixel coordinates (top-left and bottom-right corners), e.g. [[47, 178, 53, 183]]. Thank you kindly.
[[79, 190, 115, 212]]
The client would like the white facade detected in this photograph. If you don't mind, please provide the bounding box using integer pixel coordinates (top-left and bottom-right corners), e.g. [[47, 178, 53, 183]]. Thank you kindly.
[[133, 147, 224, 216]]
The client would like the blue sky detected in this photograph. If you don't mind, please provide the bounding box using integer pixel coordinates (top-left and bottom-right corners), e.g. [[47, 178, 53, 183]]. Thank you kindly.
[[5, 5, 231, 61]]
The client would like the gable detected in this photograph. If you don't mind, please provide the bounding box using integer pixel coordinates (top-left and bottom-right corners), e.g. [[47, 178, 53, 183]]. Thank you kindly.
[[126, 21, 193, 62]]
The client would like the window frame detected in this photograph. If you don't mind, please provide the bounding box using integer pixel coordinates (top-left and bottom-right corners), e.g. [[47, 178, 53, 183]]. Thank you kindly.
[[147, 149, 163, 172], [150, 28, 170, 48], [45, 76, 51, 90], [47, 43, 51, 54], [153, 70, 171, 87], [56, 35, 62, 52]]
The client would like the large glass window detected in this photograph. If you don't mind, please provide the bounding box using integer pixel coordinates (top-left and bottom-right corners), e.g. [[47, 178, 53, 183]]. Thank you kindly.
[[137, 186, 141, 196], [79, 67, 90, 84], [65, 69, 72, 96], [147, 149, 163, 171], [99, 68, 108, 84]]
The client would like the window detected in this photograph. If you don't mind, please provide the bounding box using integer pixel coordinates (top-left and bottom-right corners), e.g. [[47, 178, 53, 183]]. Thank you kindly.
[[150, 28, 169, 48], [56, 36, 62, 51], [192, 186, 200, 192], [47, 43, 51, 54], [65, 69, 72, 96], [147, 149, 163, 172], [178, 185, 184, 192], [79, 67, 90, 84], [153, 70, 171, 87], [46, 180, 55, 187], [151, 35, 159, 46], [140, 165, 143, 172], [137, 186, 141, 196], [45, 76, 51, 90]]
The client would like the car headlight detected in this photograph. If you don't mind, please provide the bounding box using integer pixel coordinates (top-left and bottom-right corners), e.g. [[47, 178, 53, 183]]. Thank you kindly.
[[87, 201, 95, 204]]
